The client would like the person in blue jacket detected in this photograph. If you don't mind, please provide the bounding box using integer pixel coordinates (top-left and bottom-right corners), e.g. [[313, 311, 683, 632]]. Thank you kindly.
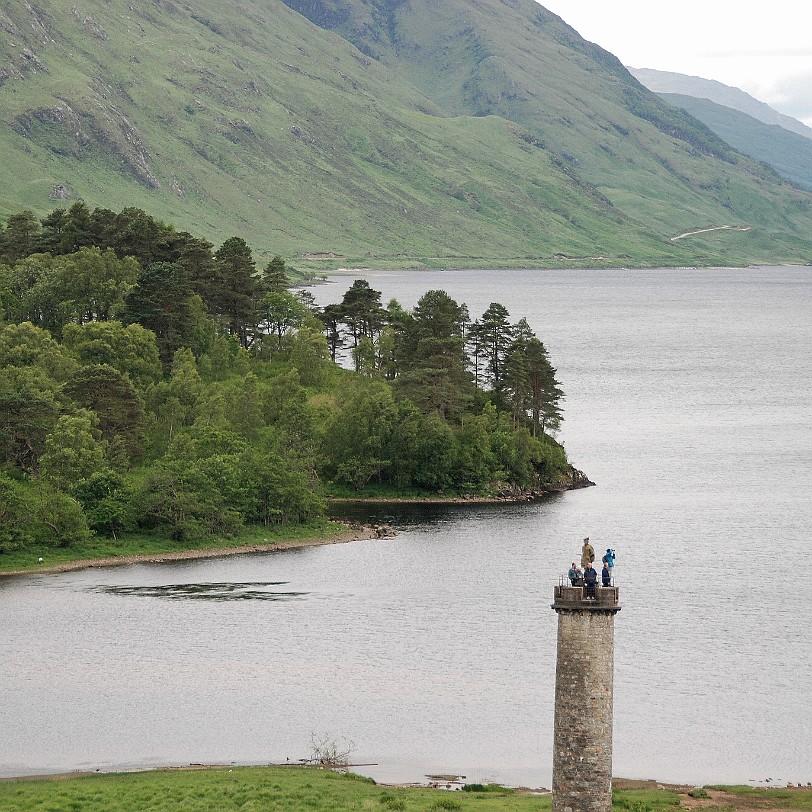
[[601, 562, 611, 586], [603, 548, 616, 577]]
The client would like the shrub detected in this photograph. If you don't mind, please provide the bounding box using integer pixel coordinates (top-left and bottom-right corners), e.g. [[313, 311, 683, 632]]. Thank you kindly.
[[430, 798, 461, 810], [461, 784, 513, 793]]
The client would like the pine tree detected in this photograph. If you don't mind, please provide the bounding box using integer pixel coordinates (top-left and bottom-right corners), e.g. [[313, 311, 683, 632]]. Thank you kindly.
[[338, 279, 384, 349], [396, 290, 473, 420], [261, 256, 289, 293], [123, 261, 196, 365], [214, 236, 258, 347], [478, 302, 514, 405], [0, 211, 40, 263]]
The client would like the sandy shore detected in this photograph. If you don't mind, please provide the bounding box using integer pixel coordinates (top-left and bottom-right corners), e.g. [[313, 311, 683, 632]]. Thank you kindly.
[[0, 523, 393, 578]]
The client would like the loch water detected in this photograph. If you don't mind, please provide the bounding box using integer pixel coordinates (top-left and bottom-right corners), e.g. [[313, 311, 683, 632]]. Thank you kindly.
[[1, 266, 810, 787]]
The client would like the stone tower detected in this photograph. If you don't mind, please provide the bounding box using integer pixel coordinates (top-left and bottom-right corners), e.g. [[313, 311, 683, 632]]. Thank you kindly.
[[551, 582, 621, 812]]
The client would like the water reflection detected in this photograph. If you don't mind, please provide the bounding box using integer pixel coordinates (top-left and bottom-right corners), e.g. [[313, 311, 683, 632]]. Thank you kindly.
[[327, 495, 564, 528], [90, 581, 308, 602]]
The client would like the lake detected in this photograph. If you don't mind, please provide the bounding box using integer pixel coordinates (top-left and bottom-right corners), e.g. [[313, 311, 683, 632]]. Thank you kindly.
[[1, 266, 810, 788]]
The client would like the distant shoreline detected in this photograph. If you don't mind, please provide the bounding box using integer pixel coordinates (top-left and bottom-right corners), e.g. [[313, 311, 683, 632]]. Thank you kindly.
[[1, 766, 806, 794]]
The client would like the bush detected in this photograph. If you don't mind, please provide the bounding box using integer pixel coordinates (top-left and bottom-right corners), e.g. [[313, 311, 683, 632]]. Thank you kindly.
[[30, 484, 92, 547], [338, 772, 375, 784], [0, 473, 33, 551], [430, 798, 461, 810], [0, 474, 92, 550]]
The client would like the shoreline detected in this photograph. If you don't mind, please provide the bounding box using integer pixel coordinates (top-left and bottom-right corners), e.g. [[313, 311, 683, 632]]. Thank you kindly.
[[1, 765, 807, 793], [326, 494, 545, 504], [0, 523, 393, 578], [0, 484, 590, 577]]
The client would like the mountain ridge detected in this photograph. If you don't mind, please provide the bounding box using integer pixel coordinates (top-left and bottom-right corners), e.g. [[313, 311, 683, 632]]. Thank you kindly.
[[628, 66, 812, 141], [658, 93, 812, 192]]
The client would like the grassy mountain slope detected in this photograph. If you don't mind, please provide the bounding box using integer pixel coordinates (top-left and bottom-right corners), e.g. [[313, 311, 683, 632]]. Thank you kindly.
[[659, 93, 812, 192], [1, 0, 811, 266], [0, 0, 691, 267], [282, 0, 812, 262]]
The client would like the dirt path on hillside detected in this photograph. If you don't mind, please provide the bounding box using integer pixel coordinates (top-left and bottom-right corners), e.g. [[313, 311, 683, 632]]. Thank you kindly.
[[671, 225, 751, 240]]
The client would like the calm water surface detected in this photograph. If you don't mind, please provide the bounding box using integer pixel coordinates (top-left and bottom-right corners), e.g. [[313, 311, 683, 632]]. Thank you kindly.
[[1, 266, 810, 787]]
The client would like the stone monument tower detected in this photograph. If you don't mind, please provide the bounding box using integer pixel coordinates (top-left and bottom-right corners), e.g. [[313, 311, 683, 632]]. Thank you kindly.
[[551, 580, 621, 812]]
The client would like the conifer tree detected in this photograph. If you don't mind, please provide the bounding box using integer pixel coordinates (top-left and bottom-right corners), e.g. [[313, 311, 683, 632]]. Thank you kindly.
[[37, 209, 68, 255], [261, 255, 289, 293], [214, 236, 258, 347], [123, 261, 196, 365], [397, 290, 473, 420], [176, 235, 219, 310], [478, 302, 514, 405], [0, 211, 40, 264], [338, 279, 384, 349], [60, 202, 95, 253]]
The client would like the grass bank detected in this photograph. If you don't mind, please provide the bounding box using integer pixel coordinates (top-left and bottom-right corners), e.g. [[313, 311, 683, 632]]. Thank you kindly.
[[0, 520, 375, 576], [2, 768, 811, 812]]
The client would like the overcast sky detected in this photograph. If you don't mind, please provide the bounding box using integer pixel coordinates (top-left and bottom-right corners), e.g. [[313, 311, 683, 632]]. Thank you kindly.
[[538, 0, 812, 126]]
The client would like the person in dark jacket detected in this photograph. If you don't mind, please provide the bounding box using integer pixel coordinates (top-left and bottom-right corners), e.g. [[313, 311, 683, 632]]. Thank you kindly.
[[583, 564, 598, 598], [601, 562, 611, 587], [568, 562, 580, 586]]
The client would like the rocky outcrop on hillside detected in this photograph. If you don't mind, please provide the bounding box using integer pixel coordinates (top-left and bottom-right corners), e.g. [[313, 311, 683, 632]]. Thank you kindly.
[[12, 100, 159, 188]]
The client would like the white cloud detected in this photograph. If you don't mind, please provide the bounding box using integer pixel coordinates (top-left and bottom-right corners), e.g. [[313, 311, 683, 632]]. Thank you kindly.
[[761, 72, 812, 125], [537, 0, 812, 123]]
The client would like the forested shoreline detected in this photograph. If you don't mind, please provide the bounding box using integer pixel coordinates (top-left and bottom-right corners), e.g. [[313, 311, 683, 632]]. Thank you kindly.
[[0, 204, 577, 556]]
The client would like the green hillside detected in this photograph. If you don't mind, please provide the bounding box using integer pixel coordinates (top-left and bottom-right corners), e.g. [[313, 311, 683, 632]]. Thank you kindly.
[[283, 0, 812, 260], [659, 93, 812, 192], [1, 0, 811, 267]]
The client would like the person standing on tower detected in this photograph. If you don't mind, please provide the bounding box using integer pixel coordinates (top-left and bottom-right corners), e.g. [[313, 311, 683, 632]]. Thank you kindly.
[[601, 561, 612, 587], [603, 548, 616, 579], [568, 562, 579, 586], [583, 562, 598, 598], [581, 537, 595, 569]]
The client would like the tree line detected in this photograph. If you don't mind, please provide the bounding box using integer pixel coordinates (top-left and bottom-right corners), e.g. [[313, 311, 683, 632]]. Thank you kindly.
[[0, 205, 571, 552]]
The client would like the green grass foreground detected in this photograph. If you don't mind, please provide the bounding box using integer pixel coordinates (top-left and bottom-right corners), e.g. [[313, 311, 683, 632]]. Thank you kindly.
[[0, 767, 544, 812], [0, 520, 353, 575], [2, 768, 811, 812]]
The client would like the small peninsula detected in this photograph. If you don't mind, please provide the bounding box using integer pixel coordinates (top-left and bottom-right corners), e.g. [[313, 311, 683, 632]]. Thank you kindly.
[[0, 206, 578, 571]]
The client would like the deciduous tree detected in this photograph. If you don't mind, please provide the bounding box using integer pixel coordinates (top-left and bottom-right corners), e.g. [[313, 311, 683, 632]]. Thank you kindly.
[[62, 320, 162, 388], [63, 364, 145, 460], [0, 366, 62, 473], [39, 411, 108, 490]]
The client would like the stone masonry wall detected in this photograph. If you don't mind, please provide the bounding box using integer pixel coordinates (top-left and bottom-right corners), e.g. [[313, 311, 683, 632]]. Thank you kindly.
[[552, 609, 616, 812]]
